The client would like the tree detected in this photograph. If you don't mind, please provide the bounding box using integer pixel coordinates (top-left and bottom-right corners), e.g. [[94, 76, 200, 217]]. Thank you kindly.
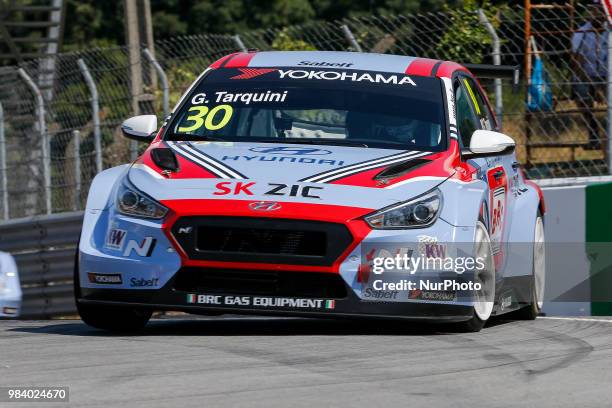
[[63, 0, 124, 50], [435, 0, 504, 64], [60, 0, 467, 48]]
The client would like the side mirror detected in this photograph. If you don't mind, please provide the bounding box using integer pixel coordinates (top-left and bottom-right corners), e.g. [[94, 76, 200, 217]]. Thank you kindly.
[[121, 115, 158, 142], [462, 129, 516, 159]]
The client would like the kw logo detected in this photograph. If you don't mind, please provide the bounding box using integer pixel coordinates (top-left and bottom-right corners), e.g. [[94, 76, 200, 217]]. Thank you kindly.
[[106, 228, 127, 250], [230, 68, 277, 79], [425, 243, 446, 259], [123, 237, 157, 257]]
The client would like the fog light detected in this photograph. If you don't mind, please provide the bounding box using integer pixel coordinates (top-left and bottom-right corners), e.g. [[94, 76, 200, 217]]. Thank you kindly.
[[2, 307, 17, 315]]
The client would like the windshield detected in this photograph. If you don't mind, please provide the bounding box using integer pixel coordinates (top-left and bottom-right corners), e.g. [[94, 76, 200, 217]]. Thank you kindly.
[[166, 67, 447, 151]]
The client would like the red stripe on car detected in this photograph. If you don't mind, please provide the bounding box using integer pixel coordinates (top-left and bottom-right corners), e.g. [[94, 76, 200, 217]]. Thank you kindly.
[[405, 58, 439, 76], [209, 53, 239, 69], [224, 52, 258, 68], [435, 61, 470, 78]]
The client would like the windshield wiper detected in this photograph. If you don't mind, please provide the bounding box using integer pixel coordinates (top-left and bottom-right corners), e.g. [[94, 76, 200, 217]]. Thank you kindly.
[[165, 133, 369, 147], [167, 133, 228, 142]]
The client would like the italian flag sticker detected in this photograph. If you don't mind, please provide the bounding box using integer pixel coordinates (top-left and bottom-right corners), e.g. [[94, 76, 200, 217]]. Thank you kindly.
[[186, 294, 196, 304], [325, 300, 335, 309]]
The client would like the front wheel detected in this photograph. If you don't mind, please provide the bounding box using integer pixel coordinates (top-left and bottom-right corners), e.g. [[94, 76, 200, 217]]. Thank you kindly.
[[512, 212, 545, 320], [74, 249, 152, 332], [77, 301, 152, 332], [453, 220, 496, 332]]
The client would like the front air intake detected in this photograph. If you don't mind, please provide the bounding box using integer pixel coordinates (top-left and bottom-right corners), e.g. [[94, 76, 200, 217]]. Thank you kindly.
[[171, 216, 353, 266]]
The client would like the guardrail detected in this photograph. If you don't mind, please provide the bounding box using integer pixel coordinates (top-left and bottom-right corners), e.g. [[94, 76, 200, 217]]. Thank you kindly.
[[0, 211, 82, 318]]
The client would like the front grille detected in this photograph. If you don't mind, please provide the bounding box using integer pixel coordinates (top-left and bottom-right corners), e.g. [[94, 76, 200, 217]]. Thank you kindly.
[[173, 267, 348, 299], [197, 226, 326, 256], [172, 217, 353, 266]]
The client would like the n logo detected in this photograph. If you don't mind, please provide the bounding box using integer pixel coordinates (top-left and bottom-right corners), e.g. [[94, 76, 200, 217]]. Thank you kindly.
[[123, 237, 157, 257], [106, 228, 127, 250]]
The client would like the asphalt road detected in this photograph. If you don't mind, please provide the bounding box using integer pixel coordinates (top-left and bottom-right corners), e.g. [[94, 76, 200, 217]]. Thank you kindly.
[[0, 316, 611, 408]]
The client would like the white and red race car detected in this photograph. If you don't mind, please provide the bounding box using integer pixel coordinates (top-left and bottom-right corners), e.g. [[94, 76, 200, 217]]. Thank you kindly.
[[75, 51, 545, 332]]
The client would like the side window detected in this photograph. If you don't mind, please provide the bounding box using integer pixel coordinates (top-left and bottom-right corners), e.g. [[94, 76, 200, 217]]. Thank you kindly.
[[462, 77, 496, 131], [454, 80, 479, 147]]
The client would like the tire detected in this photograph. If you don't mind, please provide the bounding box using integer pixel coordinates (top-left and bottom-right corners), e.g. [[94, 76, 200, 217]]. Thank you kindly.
[[453, 220, 496, 332], [512, 212, 545, 320], [77, 302, 152, 332], [74, 245, 152, 332], [453, 311, 487, 333]]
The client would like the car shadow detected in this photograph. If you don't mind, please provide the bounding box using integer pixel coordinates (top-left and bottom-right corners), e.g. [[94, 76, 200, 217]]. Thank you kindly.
[[9, 314, 518, 337]]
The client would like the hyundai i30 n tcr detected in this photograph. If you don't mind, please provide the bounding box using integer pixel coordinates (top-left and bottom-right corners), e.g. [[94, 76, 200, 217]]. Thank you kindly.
[[75, 51, 545, 332]]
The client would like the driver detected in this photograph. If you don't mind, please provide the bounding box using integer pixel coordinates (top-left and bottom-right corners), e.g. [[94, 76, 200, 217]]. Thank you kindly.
[[345, 111, 439, 146]]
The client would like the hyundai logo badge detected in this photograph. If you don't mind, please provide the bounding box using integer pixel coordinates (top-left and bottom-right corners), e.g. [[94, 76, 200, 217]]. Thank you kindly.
[[248, 146, 332, 155], [249, 201, 282, 211]]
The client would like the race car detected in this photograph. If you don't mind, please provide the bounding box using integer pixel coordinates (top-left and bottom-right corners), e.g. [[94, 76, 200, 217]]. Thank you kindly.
[[0, 251, 21, 318], [75, 50, 545, 332]]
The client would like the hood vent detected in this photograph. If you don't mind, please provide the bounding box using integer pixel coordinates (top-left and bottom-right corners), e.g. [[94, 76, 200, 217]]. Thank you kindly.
[[151, 148, 179, 172], [373, 158, 431, 180]]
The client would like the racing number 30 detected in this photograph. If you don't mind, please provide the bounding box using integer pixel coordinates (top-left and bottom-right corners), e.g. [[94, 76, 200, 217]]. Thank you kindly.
[[178, 104, 233, 133]]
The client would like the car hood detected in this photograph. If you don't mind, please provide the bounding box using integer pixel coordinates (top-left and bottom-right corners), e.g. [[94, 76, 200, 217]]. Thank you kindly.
[[128, 141, 453, 211]]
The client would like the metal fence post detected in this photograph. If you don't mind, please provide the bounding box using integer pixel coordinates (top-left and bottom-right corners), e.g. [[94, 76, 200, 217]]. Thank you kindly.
[[478, 9, 503, 128], [232, 35, 247, 52], [18, 68, 51, 215], [143, 48, 170, 118], [77, 59, 102, 174], [72, 130, 81, 211], [0, 101, 7, 220], [340, 24, 362, 52]]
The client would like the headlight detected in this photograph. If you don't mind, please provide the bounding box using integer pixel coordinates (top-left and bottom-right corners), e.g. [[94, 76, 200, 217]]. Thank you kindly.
[[365, 189, 442, 229], [0, 271, 15, 295], [116, 180, 168, 219]]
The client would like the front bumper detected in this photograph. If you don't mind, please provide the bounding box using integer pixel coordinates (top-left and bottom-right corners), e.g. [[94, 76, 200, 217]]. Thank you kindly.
[[78, 203, 478, 322], [0, 298, 21, 318], [78, 280, 474, 322]]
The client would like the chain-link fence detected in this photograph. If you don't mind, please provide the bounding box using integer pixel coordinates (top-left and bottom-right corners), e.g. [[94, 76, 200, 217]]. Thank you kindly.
[[0, 3, 609, 219]]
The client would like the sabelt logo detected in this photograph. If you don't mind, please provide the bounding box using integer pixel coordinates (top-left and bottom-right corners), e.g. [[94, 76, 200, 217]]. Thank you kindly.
[[130, 277, 159, 287], [88, 273, 122, 285]]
